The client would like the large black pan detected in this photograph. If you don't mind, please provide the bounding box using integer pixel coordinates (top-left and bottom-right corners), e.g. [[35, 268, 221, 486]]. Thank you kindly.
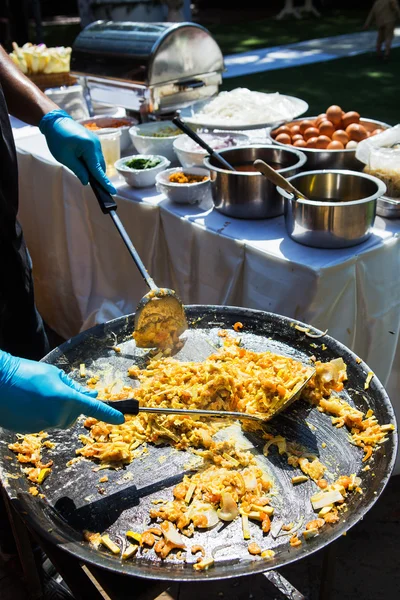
[[0, 306, 397, 582]]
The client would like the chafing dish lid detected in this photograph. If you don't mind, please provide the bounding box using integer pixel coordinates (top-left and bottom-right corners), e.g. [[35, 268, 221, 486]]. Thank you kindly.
[[71, 21, 224, 86]]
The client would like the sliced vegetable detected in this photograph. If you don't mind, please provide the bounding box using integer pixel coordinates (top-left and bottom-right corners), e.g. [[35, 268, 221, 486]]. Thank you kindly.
[[100, 534, 120, 555]]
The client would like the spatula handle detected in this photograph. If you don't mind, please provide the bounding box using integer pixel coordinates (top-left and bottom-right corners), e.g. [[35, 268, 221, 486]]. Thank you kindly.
[[253, 159, 306, 199], [88, 176, 158, 292]]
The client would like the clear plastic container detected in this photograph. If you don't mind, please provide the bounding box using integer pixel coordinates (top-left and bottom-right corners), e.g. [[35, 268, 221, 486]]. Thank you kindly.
[[363, 147, 400, 199], [44, 85, 89, 120], [95, 128, 121, 177]]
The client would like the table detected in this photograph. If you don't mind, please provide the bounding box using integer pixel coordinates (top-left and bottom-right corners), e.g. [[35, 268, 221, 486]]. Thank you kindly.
[[12, 121, 400, 474]]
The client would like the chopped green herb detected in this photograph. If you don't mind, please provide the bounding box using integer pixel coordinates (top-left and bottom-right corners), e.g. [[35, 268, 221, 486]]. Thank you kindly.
[[125, 157, 162, 170]]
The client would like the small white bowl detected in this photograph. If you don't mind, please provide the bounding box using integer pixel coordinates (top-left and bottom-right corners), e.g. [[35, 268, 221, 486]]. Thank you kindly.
[[115, 155, 170, 188], [173, 131, 250, 168], [129, 121, 183, 163], [78, 115, 137, 152], [155, 167, 211, 204]]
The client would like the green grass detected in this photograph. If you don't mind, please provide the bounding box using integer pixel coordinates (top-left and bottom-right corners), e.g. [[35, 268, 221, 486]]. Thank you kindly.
[[221, 48, 400, 126], [207, 9, 366, 55]]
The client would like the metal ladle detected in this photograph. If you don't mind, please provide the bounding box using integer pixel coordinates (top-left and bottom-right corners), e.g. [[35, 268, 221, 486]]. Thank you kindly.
[[105, 369, 315, 423], [88, 175, 187, 348], [254, 159, 309, 200]]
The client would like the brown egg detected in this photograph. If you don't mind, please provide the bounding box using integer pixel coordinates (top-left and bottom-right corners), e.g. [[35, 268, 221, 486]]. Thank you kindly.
[[306, 137, 318, 148], [290, 125, 301, 135], [346, 123, 368, 142], [304, 127, 320, 141], [346, 140, 358, 149], [315, 135, 331, 149], [327, 140, 344, 150], [292, 134, 304, 142], [276, 133, 291, 144], [332, 130, 349, 145], [326, 105, 343, 126], [341, 111, 360, 129], [293, 139, 307, 148], [274, 126, 291, 138], [316, 113, 327, 122], [318, 120, 335, 138], [299, 120, 316, 135], [370, 128, 385, 136]]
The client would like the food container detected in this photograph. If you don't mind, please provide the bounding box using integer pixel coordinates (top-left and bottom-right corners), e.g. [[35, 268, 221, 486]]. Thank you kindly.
[[155, 167, 211, 205], [129, 121, 184, 164], [269, 118, 390, 171], [78, 115, 137, 152], [173, 131, 250, 169], [114, 155, 170, 188], [94, 128, 121, 177], [376, 196, 400, 219], [277, 170, 387, 249], [203, 145, 306, 219], [45, 84, 89, 120]]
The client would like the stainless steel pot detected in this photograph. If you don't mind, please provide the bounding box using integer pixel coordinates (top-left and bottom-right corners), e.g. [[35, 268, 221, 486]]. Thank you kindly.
[[203, 145, 306, 219], [278, 170, 387, 249], [269, 118, 390, 171]]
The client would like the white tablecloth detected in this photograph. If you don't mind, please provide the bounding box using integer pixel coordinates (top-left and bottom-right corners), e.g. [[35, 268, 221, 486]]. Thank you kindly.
[[13, 124, 400, 472]]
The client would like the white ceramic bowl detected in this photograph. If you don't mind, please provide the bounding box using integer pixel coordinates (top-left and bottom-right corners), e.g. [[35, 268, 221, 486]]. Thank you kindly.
[[129, 121, 183, 163], [115, 155, 170, 188], [78, 115, 137, 152], [155, 167, 211, 204], [173, 131, 250, 168]]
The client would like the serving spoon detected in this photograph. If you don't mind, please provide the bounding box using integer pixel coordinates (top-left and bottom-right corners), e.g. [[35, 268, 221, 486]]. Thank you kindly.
[[253, 159, 308, 200], [105, 369, 315, 424], [88, 175, 187, 348]]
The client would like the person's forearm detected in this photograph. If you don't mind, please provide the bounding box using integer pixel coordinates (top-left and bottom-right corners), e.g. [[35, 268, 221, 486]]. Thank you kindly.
[[0, 46, 58, 125]]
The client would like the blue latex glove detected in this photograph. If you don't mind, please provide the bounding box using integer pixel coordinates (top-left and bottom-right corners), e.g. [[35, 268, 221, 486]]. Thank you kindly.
[[39, 109, 116, 194], [0, 350, 124, 433]]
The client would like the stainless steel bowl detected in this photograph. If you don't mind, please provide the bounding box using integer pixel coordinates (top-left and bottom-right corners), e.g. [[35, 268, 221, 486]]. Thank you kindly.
[[377, 196, 400, 219], [269, 118, 390, 171], [277, 170, 387, 249], [203, 145, 306, 219]]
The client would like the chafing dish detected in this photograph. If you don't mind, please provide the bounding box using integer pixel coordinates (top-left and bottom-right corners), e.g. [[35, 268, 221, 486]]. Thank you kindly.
[[71, 21, 224, 121]]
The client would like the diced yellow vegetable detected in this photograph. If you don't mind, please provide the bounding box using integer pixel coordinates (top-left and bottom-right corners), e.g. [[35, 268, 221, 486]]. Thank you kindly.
[[261, 549, 275, 559], [222, 452, 240, 466], [126, 531, 142, 544], [241, 514, 250, 540], [37, 468, 51, 485], [291, 475, 309, 485], [318, 506, 334, 517], [364, 371, 374, 390], [100, 534, 120, 555], [303, 528, 319, 540], [122, 544, 138, 560], [250, 504, 274, 516], [185, 483, 196, 504], [193, 557, 214, 571], [311, 489, 344, 510], [80, 363, 86, 378]]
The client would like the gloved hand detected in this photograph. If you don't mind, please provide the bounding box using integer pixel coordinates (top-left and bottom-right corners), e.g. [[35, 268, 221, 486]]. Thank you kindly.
[[0, 350, 124, 433], [39, 109, 116, 194]]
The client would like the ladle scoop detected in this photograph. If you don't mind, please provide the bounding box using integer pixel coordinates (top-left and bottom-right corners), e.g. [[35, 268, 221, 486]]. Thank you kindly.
[[88, 175, 187, 349]]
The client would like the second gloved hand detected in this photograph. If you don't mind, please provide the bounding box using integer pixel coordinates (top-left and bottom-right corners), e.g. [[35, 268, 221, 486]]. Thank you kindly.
[[0, 350, 124, 433], [39, 109, 116, 194]]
